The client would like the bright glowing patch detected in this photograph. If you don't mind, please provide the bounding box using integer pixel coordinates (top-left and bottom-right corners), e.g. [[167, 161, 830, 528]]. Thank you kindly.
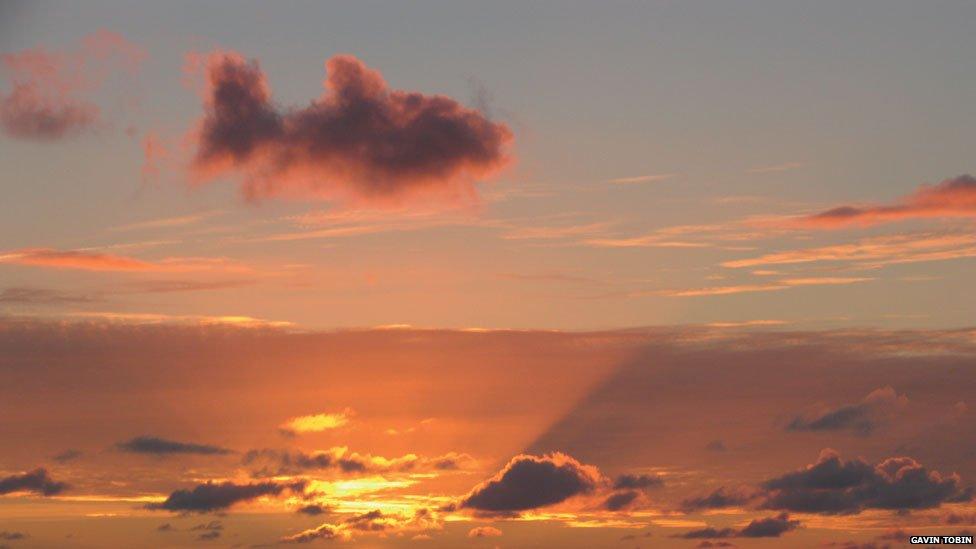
[[280, 409, 354, 433]]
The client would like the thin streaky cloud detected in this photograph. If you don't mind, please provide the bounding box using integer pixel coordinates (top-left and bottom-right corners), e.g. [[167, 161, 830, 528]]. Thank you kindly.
[[722, 232, 976, 269], [110, 211, 223, 232], [606, 173, 677, 185], [747, 162, 804, 174], [656, 276, 872, 298]]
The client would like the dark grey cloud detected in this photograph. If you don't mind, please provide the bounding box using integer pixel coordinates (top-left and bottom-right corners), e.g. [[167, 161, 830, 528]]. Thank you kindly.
[[760, 449, 972, 514], [459, 453, 602, 513], [242, 447, 470, 477], [190, 52, 512, 203], [786, 387, 905, 436], [603, 490, 640, 511], [738, 512, 800, 537], [680, 487, 757, 512], [297, 504, 328, 516], [705, 440, 726, 452], [146, 480, 306, 513], [52, 449, 83, 463], [117, 436, 232, 456], [0, 287, 95, 305], [675, 513, 799, 539], [0, 532, 25, 541], [196, 530, 220, 542], [190, 521, 223, 532], [677, 527, 736, 539], [613, 473, 663, 490], [0, 468, 68, 496]]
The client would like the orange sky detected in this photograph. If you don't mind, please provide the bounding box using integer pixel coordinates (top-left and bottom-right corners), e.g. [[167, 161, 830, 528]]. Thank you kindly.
[[2, 3, 976, 548]]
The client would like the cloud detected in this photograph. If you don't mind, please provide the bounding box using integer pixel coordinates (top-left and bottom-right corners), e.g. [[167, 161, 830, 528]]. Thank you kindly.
[[659, 277, 873, 298], [0, 247, 249, 273], [786, 387, 907, 436], [613, 473, 664, 490], [281, 509, 441, 543], [722, 232, 976, 269], [676, 513, 799, 539], [760, 449, 972, 514], [602, 490, 641, 511], [606, 173, 677, 185], [738, 513, 801, 537], [279, 409, 353, 435], [468, 526, 503, 538], [0, 468, 68, 496], [0, 30, 144, 140], [116, 436, 232, 456], [797, 175, 976, 228], [748, 162, 804, 174], [681, 487, 758, 512], [196, 531, 220, 541], [0, 533, 25, 541], [0, 287, 95, 305], [242, 447, 472, 477], [189, 521, 223, 532], [52, 449, 83, 463], [296, 504, 328, 516], [187, 51, 512, 204], [146, 479, 305, 513], [458, 453, 603, 513], [0, 248, 154, 271]]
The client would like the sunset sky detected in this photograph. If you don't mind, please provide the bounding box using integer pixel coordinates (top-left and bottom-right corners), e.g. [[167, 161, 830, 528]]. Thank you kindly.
[[1, 2, 975, 548]]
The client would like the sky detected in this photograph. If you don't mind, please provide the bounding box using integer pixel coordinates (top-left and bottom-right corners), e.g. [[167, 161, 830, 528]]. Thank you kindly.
[[1, 1, 975, 548]]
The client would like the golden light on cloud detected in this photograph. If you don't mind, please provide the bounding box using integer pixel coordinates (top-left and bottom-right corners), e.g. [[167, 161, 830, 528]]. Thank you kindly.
[[280, 408, 354, 434]]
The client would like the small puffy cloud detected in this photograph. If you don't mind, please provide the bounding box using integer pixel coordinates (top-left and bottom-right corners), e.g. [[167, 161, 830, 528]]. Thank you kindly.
[[467, 526, 503, 538], [0, 468, 68, 496], [186, 51, 512, 205], [797, 175, 976, 228], [296, 504, 329, 516], [738, 513, 800, 537], [786, 386, 907, 436], [760, 449, 972, 514], [459, 453, 603, 514], [602, 490, 641, 511], [146, 479, 305, 513], [0, 30, 144, 140], [0, 532, 25, 541], [279, 409, 353, 435], [116, 436, 232, 456]]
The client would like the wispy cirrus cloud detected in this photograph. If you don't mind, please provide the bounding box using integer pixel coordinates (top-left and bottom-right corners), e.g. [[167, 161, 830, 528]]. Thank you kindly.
[[0, 247, 250, 273], [795, 175, 976, 228], [656, 277, 873, 298], [606, 173, 677, 185], [722, 232, 976, 269], [747, 162, 804, 174]]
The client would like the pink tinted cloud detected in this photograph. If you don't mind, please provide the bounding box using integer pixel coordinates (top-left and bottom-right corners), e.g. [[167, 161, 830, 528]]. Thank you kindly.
[[796, 174, 976, 228], [0, 247, 248, 273], [0, 30, 145, 141], [187, 51, 513, 205]]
